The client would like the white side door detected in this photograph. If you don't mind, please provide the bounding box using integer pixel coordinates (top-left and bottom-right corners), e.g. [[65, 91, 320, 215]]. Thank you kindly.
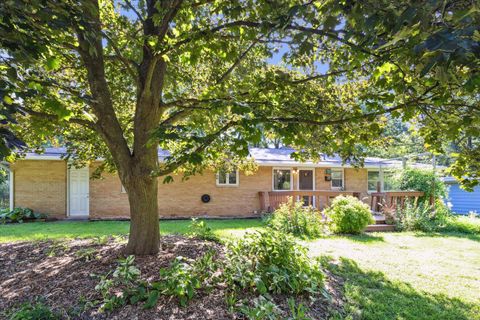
[[69, 167, 89, 217]]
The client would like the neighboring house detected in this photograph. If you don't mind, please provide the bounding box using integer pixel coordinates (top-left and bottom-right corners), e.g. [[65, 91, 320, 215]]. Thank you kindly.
[[6, 147, 409, 220], [443, 177, 480, 215]]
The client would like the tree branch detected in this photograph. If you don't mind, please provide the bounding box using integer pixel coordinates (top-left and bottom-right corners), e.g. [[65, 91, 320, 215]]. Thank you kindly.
[[124, 0, 144, 23], [216, 35, 264, 85], [102, 31, 138, 80], [18, 106, 97, 129]]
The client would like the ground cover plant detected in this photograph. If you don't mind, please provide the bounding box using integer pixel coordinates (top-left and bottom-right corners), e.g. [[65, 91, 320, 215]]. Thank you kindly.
[[264, 197, 324, 238], [0, 207, 47, 224], [324, 196, 374, 234], [90, 229, 328, 318], [1, 219, 479, 319]]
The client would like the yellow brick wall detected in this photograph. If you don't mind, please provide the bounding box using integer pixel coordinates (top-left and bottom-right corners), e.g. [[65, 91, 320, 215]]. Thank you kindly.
[[344, 168, 370, 202], [11, 161, 371, 219], [89, 166, 273, 218], [12, 160, 67, 218]]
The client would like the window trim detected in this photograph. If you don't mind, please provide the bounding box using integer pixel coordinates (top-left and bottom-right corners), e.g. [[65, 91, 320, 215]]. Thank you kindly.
[[216, 169, 240, 187], [368, 168, 395, 193], [272, 167, 293, 191], [330, 168, 344, 190], [296, 168, 315, 191]]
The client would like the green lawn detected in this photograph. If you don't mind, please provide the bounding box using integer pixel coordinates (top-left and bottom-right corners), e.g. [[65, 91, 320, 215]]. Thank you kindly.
[[308, 232, 480, 319], [1, 218, 479, 319], [0, 218, 264, 243]]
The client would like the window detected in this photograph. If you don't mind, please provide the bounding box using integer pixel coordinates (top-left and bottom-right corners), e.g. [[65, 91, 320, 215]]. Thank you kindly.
[[368, 170, 397, 192], [273, 168, 292, 190], [368, 170, 380, 191], [331, 169, 343, 189], [383, 171, 396, 191], [216, 169, 239, 186]]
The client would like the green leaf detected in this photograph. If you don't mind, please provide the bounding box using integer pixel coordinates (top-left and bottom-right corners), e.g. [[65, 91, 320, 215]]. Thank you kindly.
[[45, 57, 61, 71], [143, 290, 159, 309], [3, 95, 13, 105]]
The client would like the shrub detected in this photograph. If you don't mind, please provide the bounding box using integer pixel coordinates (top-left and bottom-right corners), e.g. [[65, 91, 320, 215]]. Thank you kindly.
[[0, 207, 46, 224], [187, 218, 219, 242], [441, 215, 480, 234], [9, 301, 61, 320], [223, 230, 324, 296], [397, 168, 447, 203], [265, 197, 324, 238], [324, 196, 373, 234], [395, 200, 452, 232]]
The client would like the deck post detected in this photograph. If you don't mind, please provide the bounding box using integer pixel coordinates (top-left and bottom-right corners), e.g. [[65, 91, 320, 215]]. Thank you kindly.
[[258, 191, 270, 213]]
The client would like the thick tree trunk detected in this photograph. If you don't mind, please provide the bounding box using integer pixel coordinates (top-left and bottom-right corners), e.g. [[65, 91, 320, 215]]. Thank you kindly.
[[124, 173, 160, 255], [126, 176, 160, 255]]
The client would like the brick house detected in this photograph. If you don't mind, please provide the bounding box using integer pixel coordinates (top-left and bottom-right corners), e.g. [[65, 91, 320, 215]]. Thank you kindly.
[[6, 147, 401, 219]]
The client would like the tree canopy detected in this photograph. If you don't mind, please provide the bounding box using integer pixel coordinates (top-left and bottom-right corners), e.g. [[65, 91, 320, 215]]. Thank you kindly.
[[0, 0, 478, 253]]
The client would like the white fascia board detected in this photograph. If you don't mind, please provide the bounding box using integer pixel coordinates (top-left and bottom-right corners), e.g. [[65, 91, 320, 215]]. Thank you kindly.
[[24, 155, 64, 160], [256, 161, 389, 169]]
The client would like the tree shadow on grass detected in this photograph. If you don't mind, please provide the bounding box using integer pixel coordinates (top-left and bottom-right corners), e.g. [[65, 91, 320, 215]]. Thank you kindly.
[[319, 256, 478, 320], [321, 233, 385, 244], [413, 231, 480, 243], [345, 233, 385, 243]]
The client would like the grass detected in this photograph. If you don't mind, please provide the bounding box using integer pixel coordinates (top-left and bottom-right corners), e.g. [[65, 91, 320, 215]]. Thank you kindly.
[[1, 217, 479, 319], [310, 231, 480, 319], [0, 218, 264, 243]]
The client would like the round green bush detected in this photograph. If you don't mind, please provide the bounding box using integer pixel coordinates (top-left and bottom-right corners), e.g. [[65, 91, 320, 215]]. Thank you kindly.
[[324, 195, 374, 234]]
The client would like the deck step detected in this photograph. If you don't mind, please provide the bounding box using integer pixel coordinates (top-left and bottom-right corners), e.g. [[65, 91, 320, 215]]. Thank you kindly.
[[365, 224, 395, 232], [373, 215, 386, 225]]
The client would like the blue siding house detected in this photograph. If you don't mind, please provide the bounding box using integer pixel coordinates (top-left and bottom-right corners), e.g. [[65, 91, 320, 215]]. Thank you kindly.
[[444, 177, 480, 215]]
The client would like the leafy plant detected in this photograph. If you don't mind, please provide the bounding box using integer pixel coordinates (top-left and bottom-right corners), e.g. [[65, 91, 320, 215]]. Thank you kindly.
[[151, 250, 218, 307], [287, 298, 311, 320], [440, 215, 480, 235], [0, 207, 45, 224], [324, 196, 374, 234], [9, 301, 61, 320], [239, 296, 281, 320], [94, 255, 142, 312], [223, 230, 324, 296], [397, 168, 447, 203], [153, 256, 201, 307], [75, 248, 98, 262], [264, 197, 324, 239], [396, 200, 452, 232], [187, 218, 219, 242]]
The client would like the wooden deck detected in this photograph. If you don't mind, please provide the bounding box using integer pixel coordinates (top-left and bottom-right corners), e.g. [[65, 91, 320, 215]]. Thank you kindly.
[[259, 189, 424, 232], [258, 190, 362, 212]]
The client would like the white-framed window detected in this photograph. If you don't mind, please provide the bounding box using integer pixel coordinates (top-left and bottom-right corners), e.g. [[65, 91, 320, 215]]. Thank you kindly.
[[383, 171, 396, 191], [331, 168, 344, 189], [216, 169, 239, 186], [273, 168, 292, 191], [368, 169, 396, 192], [368, 170, 381, 192]]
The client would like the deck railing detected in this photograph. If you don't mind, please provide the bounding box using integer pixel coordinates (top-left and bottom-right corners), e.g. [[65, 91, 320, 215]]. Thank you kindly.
[[258, 189, 425, 213], [258, 190, 362, 212], [370, 191, 424, 212]]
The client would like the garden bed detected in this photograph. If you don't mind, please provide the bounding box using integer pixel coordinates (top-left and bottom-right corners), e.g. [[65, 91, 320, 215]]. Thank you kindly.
[[0, 235, 343, 319]]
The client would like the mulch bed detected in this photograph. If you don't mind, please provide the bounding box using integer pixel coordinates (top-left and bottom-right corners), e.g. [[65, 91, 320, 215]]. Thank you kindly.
[[0, 236, 345, 319]]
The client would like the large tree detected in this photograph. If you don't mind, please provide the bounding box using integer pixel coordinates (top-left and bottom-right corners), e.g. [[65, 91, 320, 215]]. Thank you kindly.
[[1, 0, 478, 254]]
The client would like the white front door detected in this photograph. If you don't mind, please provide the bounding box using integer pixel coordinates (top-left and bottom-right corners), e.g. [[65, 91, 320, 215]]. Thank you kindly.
[[69, 167, 89, 217]]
